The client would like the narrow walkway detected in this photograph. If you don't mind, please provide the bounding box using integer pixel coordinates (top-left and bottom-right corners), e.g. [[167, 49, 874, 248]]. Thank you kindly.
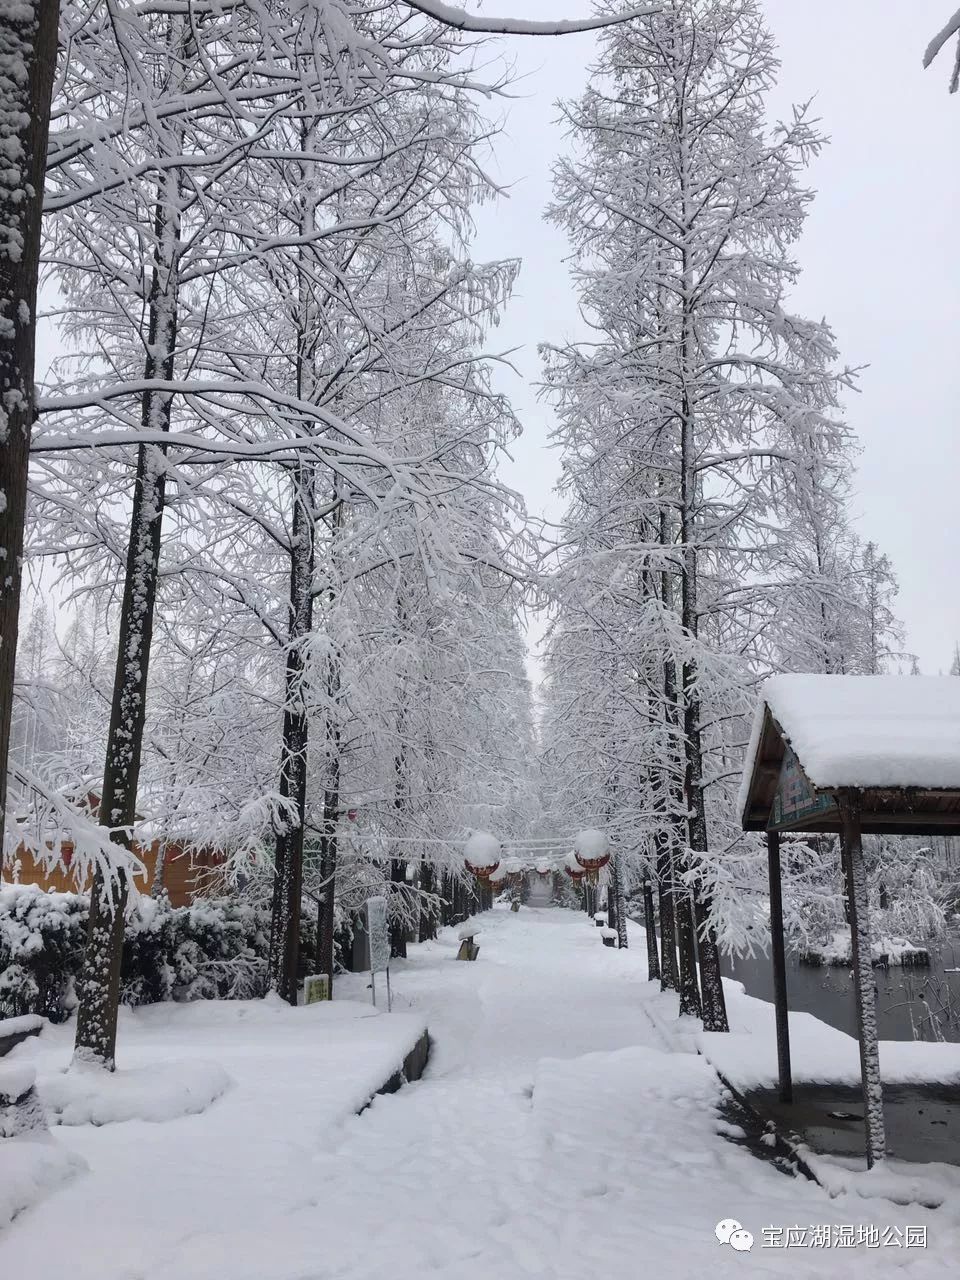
[[3, 908, 957, 1278]]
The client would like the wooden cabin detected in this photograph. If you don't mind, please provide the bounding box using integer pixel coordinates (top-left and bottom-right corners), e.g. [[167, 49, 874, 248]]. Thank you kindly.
[[5, 839, 227, 907], [3, 789, 228, 906]]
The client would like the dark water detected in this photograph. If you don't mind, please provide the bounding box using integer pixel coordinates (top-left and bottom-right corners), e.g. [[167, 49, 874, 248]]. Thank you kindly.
[[721, 934, 960, 1044]]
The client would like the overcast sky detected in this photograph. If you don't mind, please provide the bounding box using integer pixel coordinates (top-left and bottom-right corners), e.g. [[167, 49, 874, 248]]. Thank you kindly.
[[468, 0, 960, 676]]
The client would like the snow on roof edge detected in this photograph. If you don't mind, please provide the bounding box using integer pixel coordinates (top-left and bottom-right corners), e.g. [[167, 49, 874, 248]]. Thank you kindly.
[[736, 696, 769, 825], [739, 674, 960, 807]]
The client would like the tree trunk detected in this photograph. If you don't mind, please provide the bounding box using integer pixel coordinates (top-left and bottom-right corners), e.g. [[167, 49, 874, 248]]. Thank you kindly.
[[389, 854, 408, 958], [643, 879, 661, 981], [655, 500, 683, 994], [316, 778, 339, 984], [269, 114, 329, 1004], [694, 889, 727, 1031], [151, 843, 167, 897], [664, 645, 698, 1008], [655, 838, 678, 991], [675, 888, 701, 1019], [74, 166, 182, 1067], [611, 851, 628, 949], [388, 740, 408, 957], [316, 568, 342, 985], [678, 213, 728, 1032], [419, 862, 437, 941], [268, 464, 315, 1004], [0, 0, 60, 866]]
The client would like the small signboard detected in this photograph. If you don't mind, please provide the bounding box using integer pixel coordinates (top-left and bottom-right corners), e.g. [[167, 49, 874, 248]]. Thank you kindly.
[[366, 896, 390, 975], [365, 896, 392, 1011], [769, 745, 836, 830], [303, 974, 330, 1004]]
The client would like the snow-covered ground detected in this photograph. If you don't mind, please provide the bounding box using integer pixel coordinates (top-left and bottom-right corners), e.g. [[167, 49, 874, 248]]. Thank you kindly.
[[698, 986, 960, 1093], [2, 906, 959, 1277], [0, 995, 427, 1241]]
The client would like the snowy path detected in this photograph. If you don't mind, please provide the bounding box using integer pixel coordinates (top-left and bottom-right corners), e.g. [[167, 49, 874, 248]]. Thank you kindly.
[[3, 906, 959, 1277]]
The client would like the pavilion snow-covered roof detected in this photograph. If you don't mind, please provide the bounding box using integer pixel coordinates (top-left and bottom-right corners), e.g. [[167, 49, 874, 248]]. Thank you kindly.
[[739, 675, 960, 835]]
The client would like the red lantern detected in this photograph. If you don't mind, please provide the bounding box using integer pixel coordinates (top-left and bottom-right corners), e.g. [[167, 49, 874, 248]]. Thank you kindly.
[[574, 829, 610, 879], [464, 831, 502, 882], [465, 858, 500, 881], [565, 865, 586, 884]]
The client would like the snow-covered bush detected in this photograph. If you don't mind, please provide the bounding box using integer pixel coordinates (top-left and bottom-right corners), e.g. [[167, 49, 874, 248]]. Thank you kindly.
[[0, 886, 315, 1019], [123, 893, 181, 1006], [0, 886, 87, 1021], [166, 899, 273, 1003]]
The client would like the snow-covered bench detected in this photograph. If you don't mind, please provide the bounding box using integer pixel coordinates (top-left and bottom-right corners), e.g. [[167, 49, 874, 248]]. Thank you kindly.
[[600, 927, 617, 949], [0, 1014, 43, 1059]]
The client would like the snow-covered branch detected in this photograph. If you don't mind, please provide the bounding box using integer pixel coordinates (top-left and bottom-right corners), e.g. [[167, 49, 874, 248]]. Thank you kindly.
[[401, 2, 659, 36]]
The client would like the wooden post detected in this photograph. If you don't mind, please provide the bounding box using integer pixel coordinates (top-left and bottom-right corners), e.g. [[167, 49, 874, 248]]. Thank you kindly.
[[839, 793, 886, 1168], [766, 830, 792, 1104]]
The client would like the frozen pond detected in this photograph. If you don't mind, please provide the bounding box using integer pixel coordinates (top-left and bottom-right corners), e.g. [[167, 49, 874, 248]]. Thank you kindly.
[[722, 933, 960, 1043]]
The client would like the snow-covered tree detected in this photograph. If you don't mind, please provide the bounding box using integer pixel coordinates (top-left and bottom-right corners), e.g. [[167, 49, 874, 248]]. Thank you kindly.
[[542, 0, 869, 1029], [22, 0, 547, 1055], [0, 0, 60, 854]]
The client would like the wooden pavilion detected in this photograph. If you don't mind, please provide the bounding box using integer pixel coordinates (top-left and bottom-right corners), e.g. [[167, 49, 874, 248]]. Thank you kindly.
[[739, 674, 960, 1168]]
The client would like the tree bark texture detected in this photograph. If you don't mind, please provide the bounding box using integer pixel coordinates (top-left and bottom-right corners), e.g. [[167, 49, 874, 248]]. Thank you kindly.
[[0, 0, 60, 863], [268, 465, 315, 1004], [611, 851, 628, 949], [75, 168, 182, 1066], [643, 879, 661, 982], [655, 839, 678, 992]]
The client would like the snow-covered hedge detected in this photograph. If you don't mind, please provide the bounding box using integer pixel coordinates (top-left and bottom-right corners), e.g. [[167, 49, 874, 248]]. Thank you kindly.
[[0, 887, 87, 1021], [0, 885, 315, 1020]]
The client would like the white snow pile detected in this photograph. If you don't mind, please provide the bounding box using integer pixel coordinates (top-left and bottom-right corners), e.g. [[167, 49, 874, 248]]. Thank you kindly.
[[38, 1058, 232, 1126], [463, 829, 500, 868], [0, 1063, 36, 1105], [0, 1015, 43, 1039], [1, 1064, 48, 1145], [741, 674, 960, 800], [533, 858, 554, 875], [0, 1135, 86, 1231], [457, 919, 482, 940], [573, 828, 608, 860], [799, 1146, 960, 1212], [698, 983, 960, 1092], [814, 929, 928, 967], [502, 857, 523, 874]]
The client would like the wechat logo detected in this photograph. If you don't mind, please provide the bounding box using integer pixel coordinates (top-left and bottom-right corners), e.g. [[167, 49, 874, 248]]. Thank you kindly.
[[716, 1219, 754, 1252]]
